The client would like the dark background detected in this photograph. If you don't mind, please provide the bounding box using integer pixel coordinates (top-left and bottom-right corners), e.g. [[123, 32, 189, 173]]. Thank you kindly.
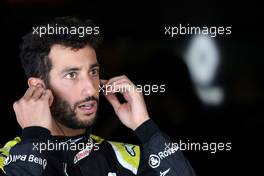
[[1, 1, 263, 175]]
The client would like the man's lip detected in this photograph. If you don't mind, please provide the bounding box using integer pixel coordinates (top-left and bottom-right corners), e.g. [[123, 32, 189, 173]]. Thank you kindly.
[[78, 100, 97, 107], [77, 101, 97, 114]]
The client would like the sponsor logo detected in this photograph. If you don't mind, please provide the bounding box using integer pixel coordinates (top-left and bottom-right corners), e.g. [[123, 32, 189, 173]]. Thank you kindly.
[[149, 154, 160, 168], [73, 144, 93, 164], [160, 168, 171, 176], [149, 143, 178, 168], [124, 144, 136, 157], [65, 137, 83, 143], [4, 154, 47, 169]]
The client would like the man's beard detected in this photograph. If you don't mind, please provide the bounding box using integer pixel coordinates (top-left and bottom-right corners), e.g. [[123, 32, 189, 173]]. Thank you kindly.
[[50, 90, 99, 129]]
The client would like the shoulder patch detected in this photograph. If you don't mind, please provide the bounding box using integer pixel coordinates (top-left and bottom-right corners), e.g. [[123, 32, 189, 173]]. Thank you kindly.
[[90, 134, 105, 144], [108, 141, 140, 175], [0, 137, 21, 173]]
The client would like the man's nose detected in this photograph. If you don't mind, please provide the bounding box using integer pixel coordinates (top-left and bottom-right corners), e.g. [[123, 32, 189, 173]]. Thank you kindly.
[[81, 76, 97, 96]]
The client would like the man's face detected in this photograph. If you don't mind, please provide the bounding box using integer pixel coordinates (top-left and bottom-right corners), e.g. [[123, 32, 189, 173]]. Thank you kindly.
[[47, 44, 100, 129]]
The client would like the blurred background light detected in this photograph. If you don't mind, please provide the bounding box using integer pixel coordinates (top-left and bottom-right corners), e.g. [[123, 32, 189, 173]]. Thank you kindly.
[[184, 34, 224, 106]]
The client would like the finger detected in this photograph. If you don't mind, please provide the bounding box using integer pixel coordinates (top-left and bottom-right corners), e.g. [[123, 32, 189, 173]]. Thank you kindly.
[[101, 76, 134, 96], [48, 90, 54, 106], [41, 89, 51, 99], [108, 78, 134, 89], [113, 81, 132, 93], [100, 76, 132, 86], [100, 79, 108, 85], [23, 86, 37, 100], [103, 92, 121, 111], [102, 80, 135, 99], [110, 79, 137, 93], [41, 89, 54, 106], [13, 101, 18, 111], [106, 75, 128, 86], [12, 101, 23, 128], [31, 87, 45, 100]]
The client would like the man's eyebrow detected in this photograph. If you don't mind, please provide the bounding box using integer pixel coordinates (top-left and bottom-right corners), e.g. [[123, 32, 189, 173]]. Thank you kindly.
[[60, 63, 100, 74], [90, 63, 100, 69], [60, 67, 81, 74]]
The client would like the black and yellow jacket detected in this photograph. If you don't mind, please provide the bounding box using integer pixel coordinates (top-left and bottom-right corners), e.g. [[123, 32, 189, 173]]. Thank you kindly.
[[0, 119, 196, 176]]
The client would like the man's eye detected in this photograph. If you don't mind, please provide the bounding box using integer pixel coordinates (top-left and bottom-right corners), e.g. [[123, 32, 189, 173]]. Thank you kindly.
[[90, 68, 99, 76], [65, 72, 77, 79]]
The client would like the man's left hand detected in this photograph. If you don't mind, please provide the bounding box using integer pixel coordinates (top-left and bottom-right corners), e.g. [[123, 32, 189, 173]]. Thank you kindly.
[[101, 76, 150, 130]]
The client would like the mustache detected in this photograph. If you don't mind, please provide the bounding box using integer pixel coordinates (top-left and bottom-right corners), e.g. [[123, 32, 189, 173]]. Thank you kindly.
[[73, 96, 99, 110]]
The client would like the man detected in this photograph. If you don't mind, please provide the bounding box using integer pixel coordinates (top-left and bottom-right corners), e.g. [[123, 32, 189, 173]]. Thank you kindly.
[[0, 16, 196, 176]]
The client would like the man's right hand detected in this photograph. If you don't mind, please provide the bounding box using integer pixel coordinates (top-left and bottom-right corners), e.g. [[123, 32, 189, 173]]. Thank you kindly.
[[13, 85, 53, 130]]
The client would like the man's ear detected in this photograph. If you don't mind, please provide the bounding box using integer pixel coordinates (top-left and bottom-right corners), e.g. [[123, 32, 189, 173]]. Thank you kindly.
[[28, 77, 46, 88]]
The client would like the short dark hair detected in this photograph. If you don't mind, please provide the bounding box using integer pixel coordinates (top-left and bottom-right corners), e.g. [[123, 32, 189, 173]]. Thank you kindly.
[[19, 16, 102, 84]]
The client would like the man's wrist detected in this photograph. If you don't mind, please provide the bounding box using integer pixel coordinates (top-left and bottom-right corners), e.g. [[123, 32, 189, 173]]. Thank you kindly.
[[134, 119, 160, 144], [132, 116, 150, 130], [21, 126, 51, 141]]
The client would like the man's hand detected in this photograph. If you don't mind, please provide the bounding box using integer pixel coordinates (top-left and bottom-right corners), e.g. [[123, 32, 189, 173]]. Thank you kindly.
[[101, 76, 150, 130], [13, 84, 53, 130]]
